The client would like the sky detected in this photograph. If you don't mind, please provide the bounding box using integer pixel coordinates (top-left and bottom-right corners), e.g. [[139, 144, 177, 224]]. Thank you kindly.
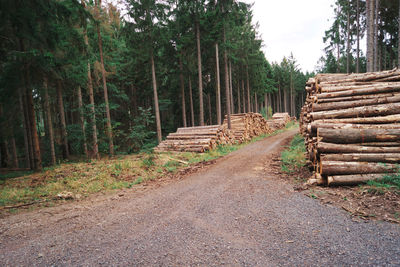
[[244, 0, 336, 73]]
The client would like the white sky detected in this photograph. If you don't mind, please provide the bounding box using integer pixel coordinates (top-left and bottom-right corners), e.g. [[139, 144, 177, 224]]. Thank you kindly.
[[244, 0, 336, 73]]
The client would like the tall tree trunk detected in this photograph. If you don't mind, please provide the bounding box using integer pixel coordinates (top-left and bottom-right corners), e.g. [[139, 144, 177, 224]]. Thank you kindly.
[[189, 76, 195, 126], [179, 56, 187, 127], [356, 0, 360, 72], [215, 43, 221, 125], [367, 0, 374, 72], [26, 87, 42, 171], [207, 93, 212, 125], [95, 0, 114, 155], [223, 28, 231, 129], [246, 65, 250, 112], [283, 88, 288, 113], [398, 0, 400, 68], [237, 81, 241, 114], [254, 93, 258, 113], [264, 93, 268, 118], [196, 21, 204, 126], [241, 78, 245, 113], [77, 86, 88, 157], [229, 60, 234, 114], [18, 88, 30, 169], [10, 136, 18, 168], [57, 81, 69, 159], [44, 77, 56, 165], [151, 53, 162, 143], [346, 6, 351, 74], [374, 0, 379, 71], [82, 0, 98, 159]]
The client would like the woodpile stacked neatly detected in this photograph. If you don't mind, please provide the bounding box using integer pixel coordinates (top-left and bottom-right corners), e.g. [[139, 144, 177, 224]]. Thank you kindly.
[[300, 69, 400, 186], [266, 112, 291, 131], [222, 113, 273, 143], [155, 125, 234, 153]]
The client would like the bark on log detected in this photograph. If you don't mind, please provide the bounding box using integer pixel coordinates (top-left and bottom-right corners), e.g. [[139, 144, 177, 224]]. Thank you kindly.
[[316, 84, 400, 99], [318, 128, 400, 143], [320, 161, 399, 175], [312, 114, 400, 124], [313, 92, 399, 104], [320, 153, 400, 163], [327, 173, 388, 185], [317, 142, 400, 153], [311, 103, 400, 120]]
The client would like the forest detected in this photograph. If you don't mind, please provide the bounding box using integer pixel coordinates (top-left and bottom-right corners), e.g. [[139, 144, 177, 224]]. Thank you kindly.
[[0, 0, 398, 172]]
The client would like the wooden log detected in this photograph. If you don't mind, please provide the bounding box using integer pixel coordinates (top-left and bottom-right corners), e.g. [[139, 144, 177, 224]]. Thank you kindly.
[[312, 114, 400, 124], [317, 142, 400, 153], [316, 84, 400, 99], [308, 122, 400, 134], [312, 92, 398, 104], [320, 81, 400, 93], [320, 161, 399, 175], [317, 128, 400, 144], [320, 153, 400, 163], [311, 94, 400, 112], [327, 173, 388, 185], [311, 103, 400, 120]]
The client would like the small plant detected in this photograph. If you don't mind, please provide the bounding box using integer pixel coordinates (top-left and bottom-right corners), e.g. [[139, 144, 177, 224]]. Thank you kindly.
[[367, 172, 400, 190], [281, 134, 306, 173]]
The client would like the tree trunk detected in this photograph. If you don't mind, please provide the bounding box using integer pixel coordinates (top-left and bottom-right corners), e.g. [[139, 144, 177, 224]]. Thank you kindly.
[[82, 7, 99, 159], [254, 93, 258, 113], [189, 76, 195, 126], [317, 141, 400, 154], [207, 93, 212, 125], [356, 0, 360, 72], [95, 0, 114, 155], [179, 56, 187, 127], [223, 27, 231, 129], [57, 80, 70, 159], [264, 93, 268, 117], [241, 78, 245, 113], [151, 53, 162, 143], [215, 43, 221, 125], [398, 0, 400, 68], [196, 21, 204, 126], [26, 87, 42, 171], [237, 81, 241, 115], [77, 86, 88, 157], [246, 65, 250, 112], [346, 6, 350, 74], [327, 173, 388, 186], [44, 77, 56, 165], [229, 60, 234, 114], [374, 0, 379, 71], [367, 0, 374, 72], [10, 136, 18, 168], [18, 87, 30, 169]]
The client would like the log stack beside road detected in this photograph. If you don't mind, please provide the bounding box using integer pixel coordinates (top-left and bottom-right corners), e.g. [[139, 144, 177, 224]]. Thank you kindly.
[[300, 69, 400, 186], [156, 112, 288, 153]]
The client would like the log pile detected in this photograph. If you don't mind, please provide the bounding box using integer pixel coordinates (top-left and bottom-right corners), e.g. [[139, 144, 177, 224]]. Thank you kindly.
[[222, 113, 273, 143], [300, 69, 400, 185], [154, 125, 234, 153], [267, 112, 291, 131]]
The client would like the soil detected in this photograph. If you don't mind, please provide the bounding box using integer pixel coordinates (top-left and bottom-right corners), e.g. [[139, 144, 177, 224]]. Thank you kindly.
[[268, 137, 400, 224], [1, 129, 399, 266]]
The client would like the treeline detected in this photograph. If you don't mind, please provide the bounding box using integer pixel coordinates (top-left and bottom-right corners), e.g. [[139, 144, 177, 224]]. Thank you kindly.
[[0, 0, 310, 171], [319, 0, 400, 73]]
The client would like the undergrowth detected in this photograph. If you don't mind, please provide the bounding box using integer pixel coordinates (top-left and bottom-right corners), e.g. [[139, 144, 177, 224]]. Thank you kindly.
[[281, 134, 306, 173], [366, 172, 400, 191]]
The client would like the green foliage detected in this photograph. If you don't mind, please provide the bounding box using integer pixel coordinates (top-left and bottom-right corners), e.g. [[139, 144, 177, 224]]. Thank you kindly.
[[281, 134, 306, 173], [128, 107, 156, 153], [367, 172, 400, 190]]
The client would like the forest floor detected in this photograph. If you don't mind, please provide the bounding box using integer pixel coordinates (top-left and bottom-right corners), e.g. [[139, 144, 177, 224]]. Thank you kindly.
[[1, 128, 399, 266]]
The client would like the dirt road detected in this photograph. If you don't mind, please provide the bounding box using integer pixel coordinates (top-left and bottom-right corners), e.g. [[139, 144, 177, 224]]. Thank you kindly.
[[1, 129, 399, 266]]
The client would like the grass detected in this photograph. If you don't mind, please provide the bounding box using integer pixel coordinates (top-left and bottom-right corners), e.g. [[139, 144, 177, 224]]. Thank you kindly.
[[366, 172, 400, 191], [0, 123, 297, 209], [281, 133, 306, 173]]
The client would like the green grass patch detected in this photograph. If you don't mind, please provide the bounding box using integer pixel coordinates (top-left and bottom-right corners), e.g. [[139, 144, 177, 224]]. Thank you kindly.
[[281, 134, 306, 173], [366, 172, 400, 191]]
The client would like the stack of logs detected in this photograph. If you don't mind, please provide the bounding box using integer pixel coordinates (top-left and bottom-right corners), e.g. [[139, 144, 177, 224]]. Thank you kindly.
[[222, 113, 273, 143], [154, 125, 234, 153], [300, 69, 400, 186], [156, 112, 286, 153], [267, 113, 291, 130]]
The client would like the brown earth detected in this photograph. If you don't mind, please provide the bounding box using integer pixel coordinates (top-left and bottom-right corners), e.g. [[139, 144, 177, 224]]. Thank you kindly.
[[0, 129, 399, 266]]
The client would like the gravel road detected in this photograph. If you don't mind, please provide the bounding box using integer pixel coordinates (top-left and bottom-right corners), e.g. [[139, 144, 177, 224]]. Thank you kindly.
[[1, 129, 399, 266]]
